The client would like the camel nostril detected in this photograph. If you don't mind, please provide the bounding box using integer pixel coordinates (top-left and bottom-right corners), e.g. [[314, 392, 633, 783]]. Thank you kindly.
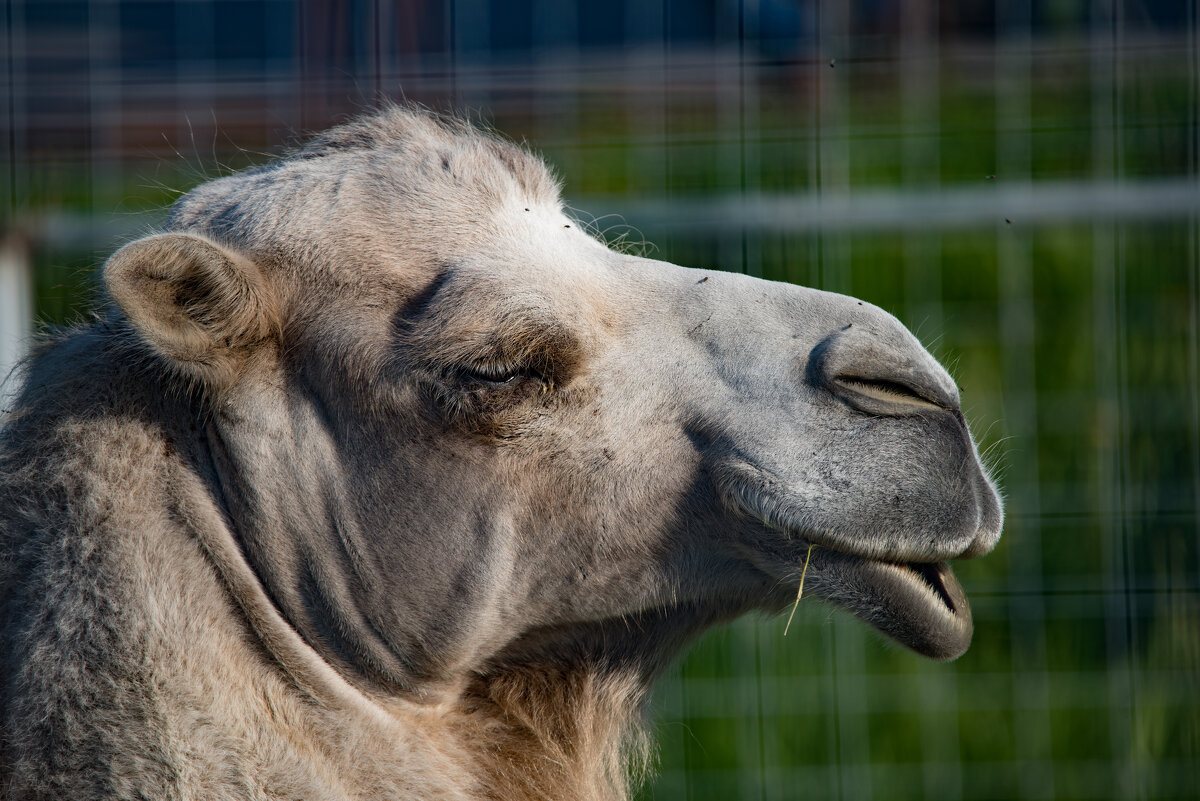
[[805, 315, 962, 416], [833, 375, 948, 411]]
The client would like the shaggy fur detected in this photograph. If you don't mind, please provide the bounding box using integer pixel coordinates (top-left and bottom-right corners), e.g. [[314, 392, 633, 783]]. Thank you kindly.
[[0, 105, 1002, 800]]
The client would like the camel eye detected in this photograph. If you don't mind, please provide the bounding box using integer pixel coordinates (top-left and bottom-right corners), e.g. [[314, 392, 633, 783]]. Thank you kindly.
[[469, 370, 518, 387], [464, 364, 529, 388]]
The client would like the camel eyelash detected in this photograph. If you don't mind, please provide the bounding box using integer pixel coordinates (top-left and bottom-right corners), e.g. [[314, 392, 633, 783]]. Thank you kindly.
[[468, 370, 520, 387], [463, 363, 526, 385], [456, 362, 552, 396]]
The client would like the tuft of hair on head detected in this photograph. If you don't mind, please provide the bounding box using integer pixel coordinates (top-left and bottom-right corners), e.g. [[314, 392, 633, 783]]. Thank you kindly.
[[293, 102, 562, 204]]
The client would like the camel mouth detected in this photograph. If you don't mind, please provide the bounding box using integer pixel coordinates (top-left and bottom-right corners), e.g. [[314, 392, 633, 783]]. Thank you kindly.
[[900, 561, 961, 614], [714, 461, 994, 660], [803, 550, 974, 661]]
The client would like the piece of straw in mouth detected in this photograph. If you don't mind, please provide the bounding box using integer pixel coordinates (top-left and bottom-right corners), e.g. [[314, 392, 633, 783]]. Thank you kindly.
[[783, 543, 816, 637]]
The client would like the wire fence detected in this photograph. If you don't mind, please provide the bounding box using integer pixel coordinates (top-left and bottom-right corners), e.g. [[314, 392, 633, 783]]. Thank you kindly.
[[3, 2, 1198, 799]]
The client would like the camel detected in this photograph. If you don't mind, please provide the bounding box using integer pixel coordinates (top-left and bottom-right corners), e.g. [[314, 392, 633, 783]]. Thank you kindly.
[[0, 106, 1002, 801]]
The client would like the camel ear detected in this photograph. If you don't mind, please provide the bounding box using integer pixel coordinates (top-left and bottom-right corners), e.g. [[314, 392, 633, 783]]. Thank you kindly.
[[104, 232, 279, 386]]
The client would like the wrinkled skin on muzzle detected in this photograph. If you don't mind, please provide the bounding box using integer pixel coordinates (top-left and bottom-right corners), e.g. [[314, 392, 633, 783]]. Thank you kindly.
[[550, 256, 1004, 661]]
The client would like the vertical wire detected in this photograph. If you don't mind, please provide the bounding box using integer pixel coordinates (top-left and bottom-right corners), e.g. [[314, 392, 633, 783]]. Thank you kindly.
[[741, 0, 761, 279], [899, 3, 958, 798], [901, 0, 944, 347], [646, 7, 688, 797], [1111, 2, 1143, 795], [298, 0, 308, 128], [87, 0, 100, 214], [86, 0, 122, 270], [625, 0, 666, 227], [1191, 0, 1200, 592], [996, 0, 1054, 796], [747, 9, 772, 796], [4, 0, 16, 220], [175, 1, 213, 176], [821, 6, 865, 796], [752, 620, 769, 800], [663, 0, 673, 206], [269, 0, 296, 142], [532, 0, 576, 181], [728, 14, 766, 790], [453, 0, 487, 114], [732, 619, 763, 801], [811, 1, 823, 290], [716, 0, 742, 274], [737, 0, 748, 279], [810, 10, 844, 794], [817, 0, 849, 297], [369, 0, 377, 104], [447, 0, 457, 108], [734, 1, 770, 789], [822, 618, 841, 801], [1091, 1, 1134, 797], [1189, 4, 1200, 793]]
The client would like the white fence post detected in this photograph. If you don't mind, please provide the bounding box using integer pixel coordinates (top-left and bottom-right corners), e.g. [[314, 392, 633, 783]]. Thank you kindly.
[[0, 236, 33, 418]]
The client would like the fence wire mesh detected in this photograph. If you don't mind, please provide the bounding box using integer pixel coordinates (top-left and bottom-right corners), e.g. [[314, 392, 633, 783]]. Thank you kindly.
[[2, 2, 1198, 799]]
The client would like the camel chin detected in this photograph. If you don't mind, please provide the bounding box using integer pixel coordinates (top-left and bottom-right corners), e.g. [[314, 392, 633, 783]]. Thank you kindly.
[[828, 555, 973, 660]]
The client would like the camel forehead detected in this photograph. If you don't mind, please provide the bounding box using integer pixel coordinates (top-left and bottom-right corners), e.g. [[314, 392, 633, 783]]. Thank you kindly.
[[397, 222, 622, 367], [165, 105, 622, 356]]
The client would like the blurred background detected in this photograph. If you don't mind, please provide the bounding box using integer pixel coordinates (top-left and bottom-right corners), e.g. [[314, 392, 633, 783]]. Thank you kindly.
[[2, 1, 1198, 799]]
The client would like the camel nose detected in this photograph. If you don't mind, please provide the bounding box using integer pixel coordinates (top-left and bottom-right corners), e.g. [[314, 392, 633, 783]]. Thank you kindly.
[[807, 319, 960, 416]]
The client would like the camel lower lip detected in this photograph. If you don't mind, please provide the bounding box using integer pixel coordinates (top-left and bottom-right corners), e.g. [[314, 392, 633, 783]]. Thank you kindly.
[[805, 551, 974, 661]]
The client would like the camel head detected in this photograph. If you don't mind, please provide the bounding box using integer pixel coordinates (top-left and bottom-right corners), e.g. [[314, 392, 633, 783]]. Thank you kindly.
[[103, 107, 1002, 707]]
